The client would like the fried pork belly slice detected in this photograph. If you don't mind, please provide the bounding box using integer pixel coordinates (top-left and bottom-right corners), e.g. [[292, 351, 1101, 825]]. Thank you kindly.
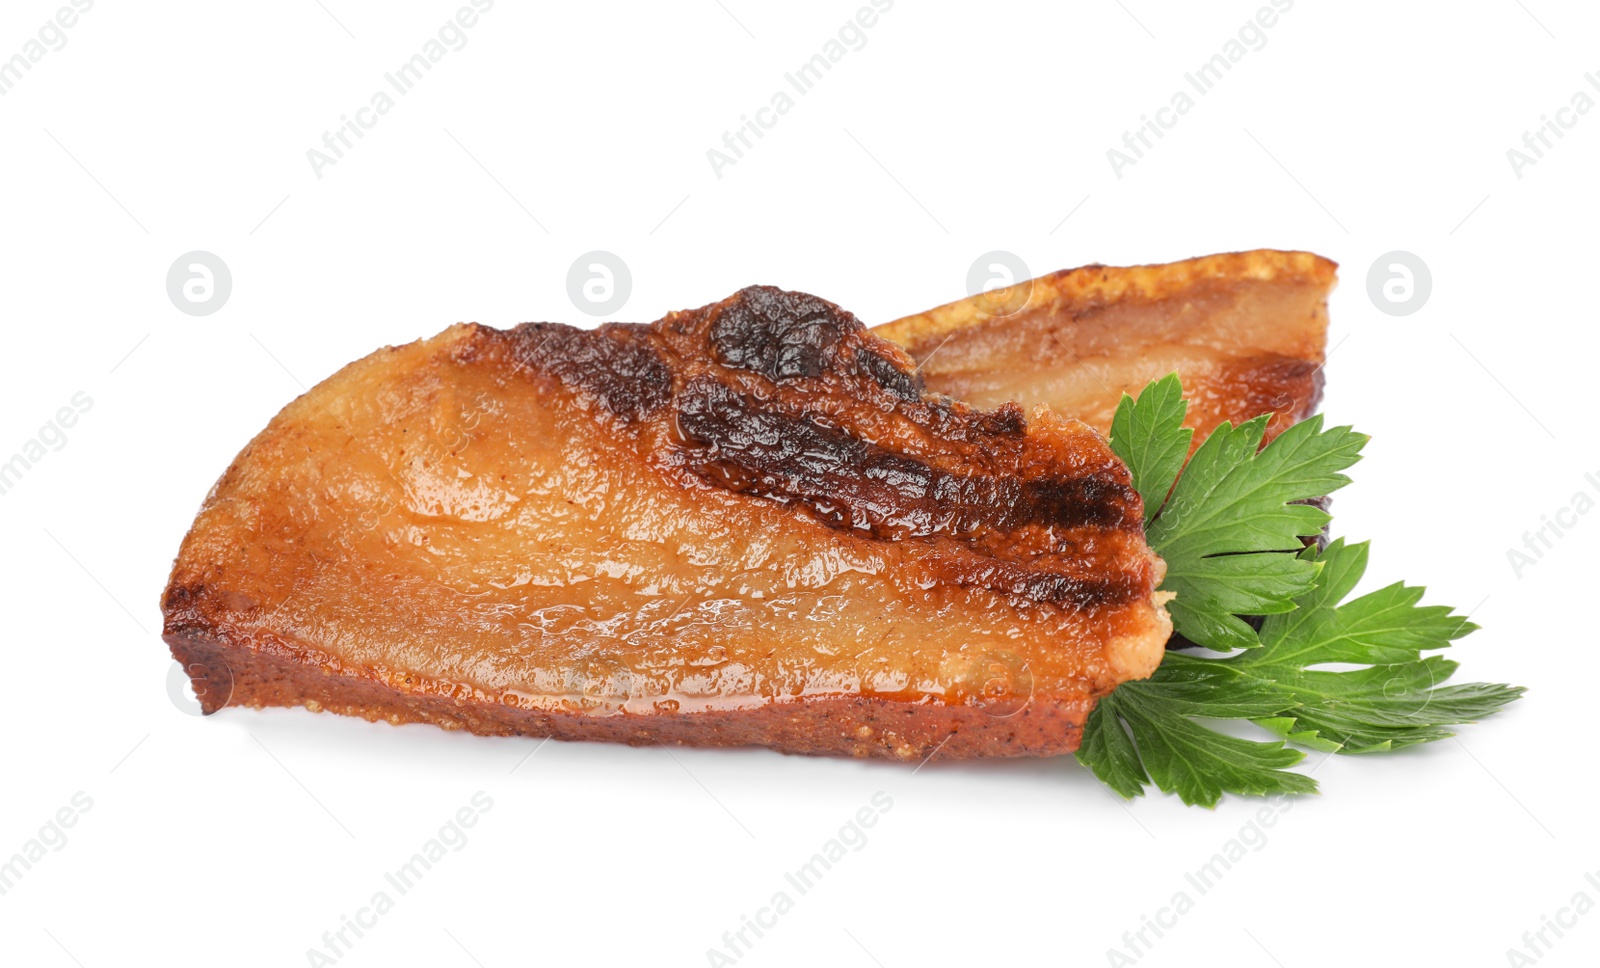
[[873, 250, 1336, 444], [161, 287, 1171, 761]]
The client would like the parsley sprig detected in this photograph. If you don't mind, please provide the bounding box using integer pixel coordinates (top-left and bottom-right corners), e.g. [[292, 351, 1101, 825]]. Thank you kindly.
[[1076, 375, 1524, 807]]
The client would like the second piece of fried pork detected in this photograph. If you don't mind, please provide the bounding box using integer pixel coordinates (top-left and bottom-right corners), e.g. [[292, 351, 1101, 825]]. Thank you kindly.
[[873, 250, 1335, 445]]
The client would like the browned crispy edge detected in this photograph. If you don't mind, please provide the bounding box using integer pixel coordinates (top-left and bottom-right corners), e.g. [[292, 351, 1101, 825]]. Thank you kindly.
[[166, 631, 1091, 760], [872, 249, 1338, 350]]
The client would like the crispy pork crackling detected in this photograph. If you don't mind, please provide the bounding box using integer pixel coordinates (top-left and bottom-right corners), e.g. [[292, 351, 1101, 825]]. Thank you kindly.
[[162, 286, 1172, 760]]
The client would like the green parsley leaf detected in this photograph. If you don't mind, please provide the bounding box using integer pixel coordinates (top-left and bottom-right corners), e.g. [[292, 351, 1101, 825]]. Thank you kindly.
[[1076, 375, 1524, 806], [1237, 539, 1525, 754], [1077, 700, 1149, 800], [1107, 372, 1191, 522], [1093, 686, 1318, 807], [1106, 377, 1368, 651], [1146, 412, 1368, 651]]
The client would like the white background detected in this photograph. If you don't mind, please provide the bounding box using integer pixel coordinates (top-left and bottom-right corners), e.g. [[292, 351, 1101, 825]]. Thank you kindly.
[[1, 1, 1595, 965]]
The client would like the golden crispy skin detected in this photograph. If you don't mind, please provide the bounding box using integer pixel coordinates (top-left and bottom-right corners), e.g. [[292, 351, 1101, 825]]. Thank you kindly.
[[162, 287, 1172, 760], [873, 250, 1336, 444]]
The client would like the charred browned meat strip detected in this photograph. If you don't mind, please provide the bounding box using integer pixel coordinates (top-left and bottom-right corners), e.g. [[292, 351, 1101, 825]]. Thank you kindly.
[[162, 286, 1172, 760]]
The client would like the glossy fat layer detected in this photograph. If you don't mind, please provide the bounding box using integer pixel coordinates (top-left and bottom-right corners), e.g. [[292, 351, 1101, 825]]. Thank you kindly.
[[873, 250, 1336, 443], [162, 287, 1172, 758]]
